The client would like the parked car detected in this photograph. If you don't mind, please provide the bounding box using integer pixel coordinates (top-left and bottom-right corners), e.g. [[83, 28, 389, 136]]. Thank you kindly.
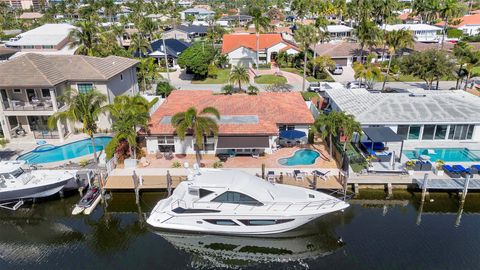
[[329, 64, 343, 75], [346, 81, 367, 89], [308, 82, 324, 92]]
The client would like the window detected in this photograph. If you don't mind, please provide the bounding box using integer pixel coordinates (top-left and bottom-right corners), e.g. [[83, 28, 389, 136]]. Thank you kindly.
[[120, 74, 123, 81], [42, 45, 53, 49], [435, 125, 448, 140], [204, 219, 238, 226], [397, 125, 409, 140], [467, 125, 474, 140], [199, 188, 214, 198], [238, 219, 294, 226], [13, 89, 21, 93], [422, 125, 435, 140], [172, 208, 220, 214], [279, 125, 295, 131], [448, 125, 474, 140], [22, 45, 34, 49], [41, 89, 51, 98], [77, 83, 93, 94], [408, 125, 421, 140], [212, 191, 263, 206], [158, 136, 174, 144]]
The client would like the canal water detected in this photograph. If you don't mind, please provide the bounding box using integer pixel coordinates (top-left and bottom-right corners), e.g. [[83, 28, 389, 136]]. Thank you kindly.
[[2, 190, 480, 270]]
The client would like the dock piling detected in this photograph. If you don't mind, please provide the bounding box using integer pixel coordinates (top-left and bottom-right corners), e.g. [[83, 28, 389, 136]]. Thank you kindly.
[[167, 170, 172, 197], [353, 183, 359, 196], [461, 174, 471, 203], [312, 174, 317, 190], [421, 173, 429, 203], [386, 183, 393, 198]]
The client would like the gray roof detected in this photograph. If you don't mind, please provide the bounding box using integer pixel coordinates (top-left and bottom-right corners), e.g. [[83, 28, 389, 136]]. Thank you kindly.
[[6, 23, 76, 46], [363, 127, 403, 142], [0, 54, 139, 87], [326, 88, 480, 125]]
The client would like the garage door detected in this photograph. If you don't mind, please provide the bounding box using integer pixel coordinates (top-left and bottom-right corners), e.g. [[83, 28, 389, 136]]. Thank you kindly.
[[231, 58, 253, 67], [334, 58, 348, 66]]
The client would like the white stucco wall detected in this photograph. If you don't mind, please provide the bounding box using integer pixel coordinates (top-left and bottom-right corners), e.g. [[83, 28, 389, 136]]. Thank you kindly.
[[228, 47, 257, 66]]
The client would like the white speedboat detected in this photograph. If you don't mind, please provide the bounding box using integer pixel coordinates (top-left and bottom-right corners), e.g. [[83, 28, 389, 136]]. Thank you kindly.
[[147, 167, 349, 235], [0, 161, 77, 202]]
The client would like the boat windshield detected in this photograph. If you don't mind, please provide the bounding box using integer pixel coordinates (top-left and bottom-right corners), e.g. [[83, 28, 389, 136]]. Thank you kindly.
[[0, 168, 24, 179], [211, 191, 263, 206]]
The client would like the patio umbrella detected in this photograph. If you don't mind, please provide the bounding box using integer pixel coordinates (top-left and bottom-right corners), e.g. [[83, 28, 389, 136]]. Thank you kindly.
[[279, 130, 307, 140]]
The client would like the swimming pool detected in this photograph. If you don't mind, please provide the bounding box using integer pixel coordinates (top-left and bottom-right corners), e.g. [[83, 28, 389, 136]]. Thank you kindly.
[[404, 148, 480, 162], [17, 136, 112, 164], [278, 149, 320, 166]]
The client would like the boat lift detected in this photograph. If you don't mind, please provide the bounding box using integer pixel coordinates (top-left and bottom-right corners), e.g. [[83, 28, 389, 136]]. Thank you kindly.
[[0, 200, 24, 211]]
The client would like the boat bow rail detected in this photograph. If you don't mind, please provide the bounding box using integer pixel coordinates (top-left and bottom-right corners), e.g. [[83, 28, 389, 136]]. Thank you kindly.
[[189, 199, 346, 213]]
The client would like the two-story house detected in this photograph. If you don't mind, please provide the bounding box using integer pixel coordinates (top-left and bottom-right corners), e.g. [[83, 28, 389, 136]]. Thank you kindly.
[[0, 53, 139, 142]]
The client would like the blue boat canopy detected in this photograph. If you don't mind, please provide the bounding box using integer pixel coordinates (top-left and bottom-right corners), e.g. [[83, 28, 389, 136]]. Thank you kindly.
[[279, 130, 306, 140]]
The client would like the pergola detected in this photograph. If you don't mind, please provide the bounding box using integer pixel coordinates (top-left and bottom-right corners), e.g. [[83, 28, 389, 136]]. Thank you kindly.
[[362, 127, 405, 162]]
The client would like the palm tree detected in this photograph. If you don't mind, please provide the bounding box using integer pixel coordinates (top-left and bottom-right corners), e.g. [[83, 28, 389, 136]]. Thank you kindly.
[[69, 20, 100, 55], [248, 85, 259, 95], [340, 114, 362, 151], [356, 20, 380, 63], [171, 107, 220, 163], [102, 0, 120, 22], [463, 50, 480, 90], [129, 33, 151, 58], [48, 90, 107, 166], [229, 66, 250, 92], [453, 42, 474, 89], [311, 56, 336, 89], [221, 84, 234, 95], [294, 24, 320, 92], [245, 7, 271, 70], [314, 111, 343, 158], [107, 95, 156, 159], [353, 53, 382, 89], [438, 0, 464, 49], [137, 58, 159, 92], [381, 29, 415, 91]]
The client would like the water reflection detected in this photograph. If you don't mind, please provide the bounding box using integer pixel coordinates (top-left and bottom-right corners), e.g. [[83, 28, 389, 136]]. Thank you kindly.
[[152, 215, 347, 269]]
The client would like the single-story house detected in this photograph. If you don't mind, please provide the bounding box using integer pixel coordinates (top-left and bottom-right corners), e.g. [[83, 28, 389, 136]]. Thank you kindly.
[[311, 42, 387, 66], [325, 25, 354, 40], [180, 8, 215, 21], [162, 25, 208, 42], [437, 13, 480, 36], [382, 24, 442, 43], [217, 15, 253, 27], [143, 90, 314, 155], [221, 33, 300, 67], [324, 87, 480, 145], [135, 38, 190, 67]]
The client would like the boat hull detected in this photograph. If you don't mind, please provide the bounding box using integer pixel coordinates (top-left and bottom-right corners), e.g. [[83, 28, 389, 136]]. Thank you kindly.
[[0, 179, 70, 202], [147, 212, 336, 235]]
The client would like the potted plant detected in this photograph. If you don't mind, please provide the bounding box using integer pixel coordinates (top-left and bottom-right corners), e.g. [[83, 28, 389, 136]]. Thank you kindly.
[[405, 160, 415, 176], [434, 160, 445, 176]]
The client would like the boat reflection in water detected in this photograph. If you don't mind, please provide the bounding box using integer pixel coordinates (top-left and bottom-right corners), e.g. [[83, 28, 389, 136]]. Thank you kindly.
[[153, 219, 344, 268]]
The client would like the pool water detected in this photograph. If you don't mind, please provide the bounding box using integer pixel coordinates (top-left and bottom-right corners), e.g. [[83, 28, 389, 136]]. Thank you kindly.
[[17, 136, 112, 164], [404, 148, 480, 162], [278, 149, 320, 166]]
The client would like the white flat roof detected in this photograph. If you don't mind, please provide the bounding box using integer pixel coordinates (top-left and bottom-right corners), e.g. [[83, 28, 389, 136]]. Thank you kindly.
[[382, 24, 442, 32], [326, 25, 353, 33], [6, 24, 76, 47], [325, 88, 480, 125]]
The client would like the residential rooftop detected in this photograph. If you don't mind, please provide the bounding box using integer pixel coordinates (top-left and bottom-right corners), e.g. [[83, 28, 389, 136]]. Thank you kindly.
[[0, 53, 139, 87], [6, 23, 76, 47], [326, 88, 480, 125], [147, 90, 314, 135], [382, 23, 442, 32], [222, 33, 297, 53]]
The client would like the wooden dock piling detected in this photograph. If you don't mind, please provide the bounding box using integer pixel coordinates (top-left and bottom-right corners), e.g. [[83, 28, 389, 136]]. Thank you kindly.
[[421, 173, 429, 203]]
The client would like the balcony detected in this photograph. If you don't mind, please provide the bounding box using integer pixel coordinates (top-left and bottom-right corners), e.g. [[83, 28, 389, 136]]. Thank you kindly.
[[2, 99, 63, 112]]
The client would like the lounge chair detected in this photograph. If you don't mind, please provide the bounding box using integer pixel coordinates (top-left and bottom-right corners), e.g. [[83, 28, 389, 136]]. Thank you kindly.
[[139, 157, 150, 168], [293, 170, 304, 181], [313, 170, 330, 181], [471, 165, 480, 174], [443, 165, 462, 178], [267, 171, 275, 182], [452, 165, 471, 176]]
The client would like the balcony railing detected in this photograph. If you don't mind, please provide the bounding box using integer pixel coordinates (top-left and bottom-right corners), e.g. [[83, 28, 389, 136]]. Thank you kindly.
[[33, 130, 68, 140], [2, 101, 63, 111]]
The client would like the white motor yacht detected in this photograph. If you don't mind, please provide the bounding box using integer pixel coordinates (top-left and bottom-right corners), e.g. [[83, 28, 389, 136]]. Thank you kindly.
[[147, 167, 349, 235], [0, 161, 78, 202]]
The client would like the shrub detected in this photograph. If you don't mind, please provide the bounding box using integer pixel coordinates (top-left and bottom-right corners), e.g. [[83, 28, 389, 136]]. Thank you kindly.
[[79, 159, 89, 167], [221, 84, 234, 95], [208, 65, 219, 78], [213, 161, 223, 168], [156, 81, 174, 97], [247, 85, 259, 95], [308, 128, 314, 144], [105, 136, 120, 159], [171, 161, 181, 168], [447, 28, 463, 39]]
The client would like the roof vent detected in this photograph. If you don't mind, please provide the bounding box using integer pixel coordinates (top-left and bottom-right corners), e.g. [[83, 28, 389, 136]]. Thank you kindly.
[[409, 93, 426, 97]]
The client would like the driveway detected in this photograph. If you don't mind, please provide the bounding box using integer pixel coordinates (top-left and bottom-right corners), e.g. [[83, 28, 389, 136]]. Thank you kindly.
[[331, 66, 355, 83]]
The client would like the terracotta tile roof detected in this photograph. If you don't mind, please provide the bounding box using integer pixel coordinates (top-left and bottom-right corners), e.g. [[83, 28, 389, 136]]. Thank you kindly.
[[437, 13, 480, 27], [222, 33, 290, 53], [398, 12, 420, 21], [147, 90, 314, 135]]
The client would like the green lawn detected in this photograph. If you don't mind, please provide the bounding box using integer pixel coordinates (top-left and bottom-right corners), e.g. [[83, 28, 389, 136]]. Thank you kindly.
[[473, 66, 480, 77], [191, 69, 230, 84], [254, 74, 287, 84], [300, 92, 319, 101], [279, 67, 334, 82]]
